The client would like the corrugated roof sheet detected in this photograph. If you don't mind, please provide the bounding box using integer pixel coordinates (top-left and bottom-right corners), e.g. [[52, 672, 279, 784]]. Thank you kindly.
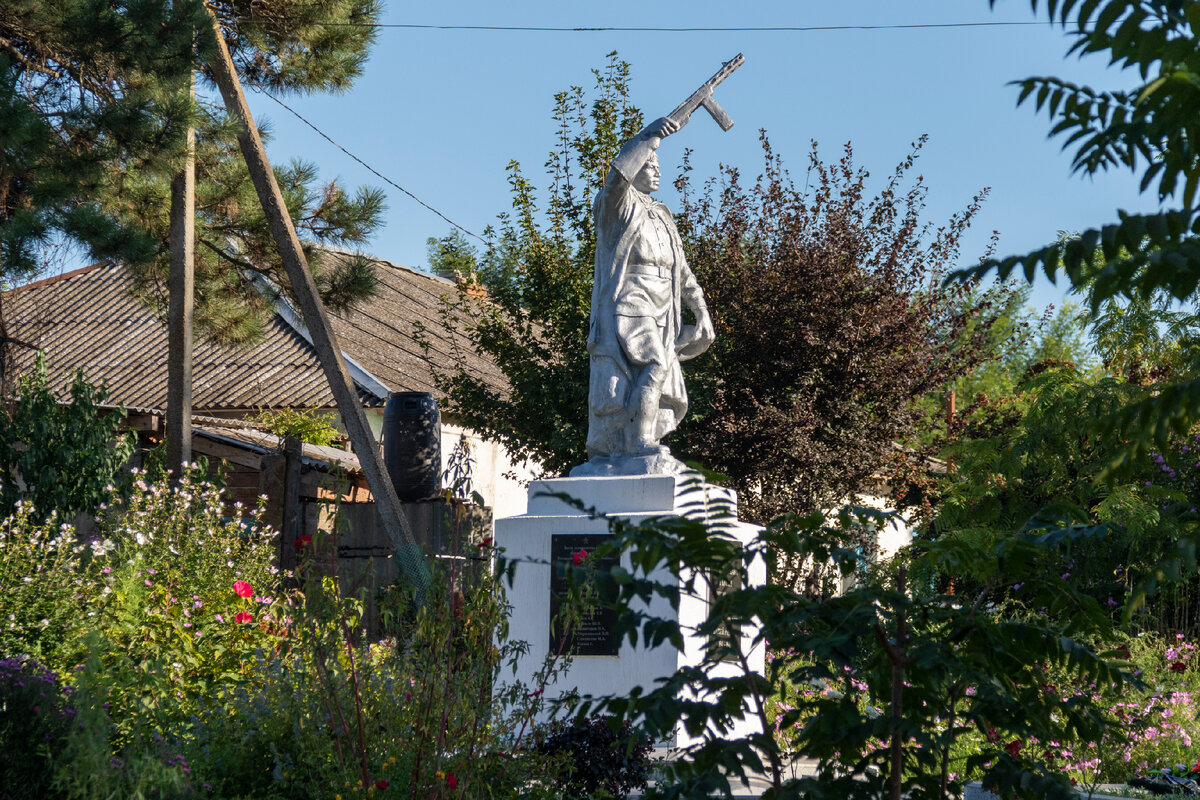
[[193, 424, 363, 474], [5, 262, 368, 409], [323, 254, 509, 399]]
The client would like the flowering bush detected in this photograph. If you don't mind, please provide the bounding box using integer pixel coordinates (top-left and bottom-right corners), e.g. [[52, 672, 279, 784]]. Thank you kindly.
[[0, 503, 98, 673], [78, 467, 287, 746]]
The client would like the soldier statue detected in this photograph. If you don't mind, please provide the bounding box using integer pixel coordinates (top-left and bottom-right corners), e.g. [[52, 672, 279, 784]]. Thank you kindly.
[[570, 54, 742, 477]]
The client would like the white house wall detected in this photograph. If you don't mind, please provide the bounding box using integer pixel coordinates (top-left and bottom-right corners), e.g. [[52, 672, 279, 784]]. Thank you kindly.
[[363, 409, 536, 520]]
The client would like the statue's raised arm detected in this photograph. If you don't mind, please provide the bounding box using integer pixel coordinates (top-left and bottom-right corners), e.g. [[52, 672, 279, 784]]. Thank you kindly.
[[571, 56, 742, 478]]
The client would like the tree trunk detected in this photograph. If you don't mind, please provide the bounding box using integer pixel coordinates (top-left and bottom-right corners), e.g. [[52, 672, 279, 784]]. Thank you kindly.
[[167, 70, 195, 474]]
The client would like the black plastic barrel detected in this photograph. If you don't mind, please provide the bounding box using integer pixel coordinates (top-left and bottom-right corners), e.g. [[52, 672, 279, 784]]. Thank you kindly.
[[382, 392, 442, 502]]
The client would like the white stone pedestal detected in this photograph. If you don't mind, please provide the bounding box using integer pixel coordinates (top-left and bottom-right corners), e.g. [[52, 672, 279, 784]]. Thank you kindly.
[[494, 474, 766, 748]]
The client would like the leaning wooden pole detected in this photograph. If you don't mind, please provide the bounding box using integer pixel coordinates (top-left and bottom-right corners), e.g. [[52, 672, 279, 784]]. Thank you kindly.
[[201, 9, 430, 599]]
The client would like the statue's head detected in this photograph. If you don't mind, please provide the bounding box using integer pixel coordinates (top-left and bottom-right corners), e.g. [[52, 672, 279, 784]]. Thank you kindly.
[[633, 152, 661, 194]]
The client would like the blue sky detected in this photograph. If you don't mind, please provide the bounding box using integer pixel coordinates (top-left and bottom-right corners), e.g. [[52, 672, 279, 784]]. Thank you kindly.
[[239, 0, 1161, 312]]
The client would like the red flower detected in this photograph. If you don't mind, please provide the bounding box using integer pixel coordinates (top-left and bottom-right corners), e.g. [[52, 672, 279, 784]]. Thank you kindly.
[[1171, 660, 1187, 673], [1115, 646, 1131, 660], [374, 780, 389, 790], [572, 549, 588, 566], [446, 773, 457, 790], [1004, 739, 1023, 758], [233, 580, 253, 598], [293, 536, 312, 550], [476, 537, 494, 548], [234, 611, 253, 624]]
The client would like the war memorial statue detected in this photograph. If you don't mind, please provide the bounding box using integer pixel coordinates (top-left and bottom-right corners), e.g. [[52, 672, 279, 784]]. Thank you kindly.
[[571, 54, 744, 477], [498, 59, 764, 743]]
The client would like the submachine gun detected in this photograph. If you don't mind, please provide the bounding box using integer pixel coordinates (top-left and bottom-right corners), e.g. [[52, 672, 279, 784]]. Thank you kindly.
[[667, 53, 745, 131]]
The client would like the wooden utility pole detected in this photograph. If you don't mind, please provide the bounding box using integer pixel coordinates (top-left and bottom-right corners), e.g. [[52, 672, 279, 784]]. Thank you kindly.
[[167, 69, 195, 474], [201, 10, 430, 598]]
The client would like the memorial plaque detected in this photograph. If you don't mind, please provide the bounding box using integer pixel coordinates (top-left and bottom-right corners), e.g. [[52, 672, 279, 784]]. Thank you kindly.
[[709, 548, 744, 662], [549, 533, 618, 657]]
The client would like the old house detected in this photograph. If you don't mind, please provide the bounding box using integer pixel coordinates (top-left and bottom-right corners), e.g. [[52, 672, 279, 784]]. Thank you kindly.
[[4, 254, 537, 519]]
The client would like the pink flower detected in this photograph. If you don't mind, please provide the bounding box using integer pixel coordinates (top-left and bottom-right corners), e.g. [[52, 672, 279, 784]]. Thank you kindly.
[[234, 612, 253, 624], [572, 549, 588, 566], [233, 580, 253, 598]]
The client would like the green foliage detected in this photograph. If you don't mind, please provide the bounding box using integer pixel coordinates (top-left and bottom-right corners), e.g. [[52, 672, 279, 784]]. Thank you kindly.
[[954, 0, 1200, 461], [430, 53, 642, 475], [926, 363, 1200, 633], [0, 655, 74, 800], [558, 480, 1126, 800], [82, 467, 284, 746], [0, 503, 95, 673], [535, 716, 652, 799], [0, 352, 132, 521], [251, 407, 342, 447]]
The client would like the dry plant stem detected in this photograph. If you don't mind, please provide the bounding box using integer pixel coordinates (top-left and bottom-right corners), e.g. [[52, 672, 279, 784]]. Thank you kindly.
[[509, 608, 575, 755], [338, 614, 372, 789], [410, 593, 454, 797], [311, 642, 349, 771]]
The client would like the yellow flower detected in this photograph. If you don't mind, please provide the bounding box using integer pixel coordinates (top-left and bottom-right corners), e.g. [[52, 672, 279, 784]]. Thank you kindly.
[[388, 756, 396, 765], [436, 770, 446, 781]]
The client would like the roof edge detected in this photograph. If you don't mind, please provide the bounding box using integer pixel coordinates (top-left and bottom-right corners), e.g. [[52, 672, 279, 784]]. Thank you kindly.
[[245, 272, 392, 402], [8, 262, 112, 296]]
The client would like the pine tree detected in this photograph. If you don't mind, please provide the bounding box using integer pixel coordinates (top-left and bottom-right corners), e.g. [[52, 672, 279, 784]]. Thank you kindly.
[[0, 0, 384, 351]]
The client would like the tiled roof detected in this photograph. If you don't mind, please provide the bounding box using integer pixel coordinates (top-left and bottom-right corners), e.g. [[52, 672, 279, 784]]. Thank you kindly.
[[3, 255, 501, 410], [325, 254, 508, 399]]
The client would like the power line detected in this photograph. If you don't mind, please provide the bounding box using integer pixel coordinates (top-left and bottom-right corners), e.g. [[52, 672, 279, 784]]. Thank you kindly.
[[312, 21, 1054, 32], [248, 84, 487, 244]]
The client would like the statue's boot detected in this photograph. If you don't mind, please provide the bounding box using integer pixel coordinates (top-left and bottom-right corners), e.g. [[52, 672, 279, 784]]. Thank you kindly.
[[628, 383, 664, 456]]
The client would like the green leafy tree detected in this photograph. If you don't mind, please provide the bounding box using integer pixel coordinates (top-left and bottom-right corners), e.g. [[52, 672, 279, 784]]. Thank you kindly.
[[250, 406, 341, 447], [0, 0, 385, 352], [0, 352, 132, 521], [560, 488, 1127, 800], [957, 0, 1200, 458], [429, 55, 642, 476], [432, 56, 1011, 528]]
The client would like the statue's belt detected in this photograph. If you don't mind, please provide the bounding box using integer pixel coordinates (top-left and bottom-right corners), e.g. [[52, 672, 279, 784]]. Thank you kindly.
[[626, 263, 673, 279]]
